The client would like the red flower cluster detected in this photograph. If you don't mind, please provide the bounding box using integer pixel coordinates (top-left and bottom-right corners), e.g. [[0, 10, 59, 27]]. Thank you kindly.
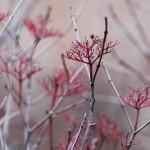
[[24, 15, 61, 39], [64, 34, 119, 65], [38, 68, 89, 109], [121, 87, 150, 110], [0, 53, 42, 81]]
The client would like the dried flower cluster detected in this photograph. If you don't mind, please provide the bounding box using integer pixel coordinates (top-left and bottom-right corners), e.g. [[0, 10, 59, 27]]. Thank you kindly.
[[64, 34, 119, 65], [0, 54, 42, 81], [38, 68, 89, 109], [24, 15, 62, 39], [121, 87, 150, 110]]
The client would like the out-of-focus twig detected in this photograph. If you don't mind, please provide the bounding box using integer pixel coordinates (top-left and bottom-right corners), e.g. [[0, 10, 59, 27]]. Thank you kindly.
[[112, 52, 150, 85], [108, 5, 150, 59], [0, 0, 25, 41], [101, 61, 134, 131], [70, 113, 86, 150]]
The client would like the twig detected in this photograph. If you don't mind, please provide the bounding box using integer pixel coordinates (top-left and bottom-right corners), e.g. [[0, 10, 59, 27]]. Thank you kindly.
[[0, 0, 25, 40], [61, 54, 69, 83], [92, 17, 108, 84], [0, 95, 8, 109], [66, 130, 72, 150], [70, 113, 86, 150], [112, 52, 150, 85], [48, 115, 53, 150], [55, 98, 87, 116], [101, 61, 134, 131], [0, 126, 9, 150], [30, 122, 48, 150], [3, 61, 13, 136], [125, 109, 140, 150], [135, 120, 150, 134]]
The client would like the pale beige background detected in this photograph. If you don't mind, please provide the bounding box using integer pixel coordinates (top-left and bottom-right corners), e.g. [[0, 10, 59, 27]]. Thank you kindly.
[[0, 0, 150, 149]]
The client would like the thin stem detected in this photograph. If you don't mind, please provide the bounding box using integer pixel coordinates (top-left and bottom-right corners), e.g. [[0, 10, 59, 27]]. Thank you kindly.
[[80, 83, 95, 150], [92, 17, 108, 84], [0, 0, 25, 40], [101, 61, 134, 131], [126, 109, 140, 150], [61, 54, 69, 83], [49, 115, 53, 150], [3, 61, 13, 136], [135, 120, 150, 134], [113, 53, 149, 85], [70, 113, 86, 150], [66, 130, 72, 150], [18, 79, 23, 106], [55, 99, 87, 116], [0, 95, 8, 109]]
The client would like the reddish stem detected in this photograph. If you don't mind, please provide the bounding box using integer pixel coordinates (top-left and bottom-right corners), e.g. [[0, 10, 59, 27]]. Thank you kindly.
[[51, 82, 58, 110]]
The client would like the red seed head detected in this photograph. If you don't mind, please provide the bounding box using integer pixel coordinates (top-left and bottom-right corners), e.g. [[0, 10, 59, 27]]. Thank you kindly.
[[90, 34, 95, 39]]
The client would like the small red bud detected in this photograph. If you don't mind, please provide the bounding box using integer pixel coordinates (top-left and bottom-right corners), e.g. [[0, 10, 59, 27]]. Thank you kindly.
[[90, 34, 95, 39]]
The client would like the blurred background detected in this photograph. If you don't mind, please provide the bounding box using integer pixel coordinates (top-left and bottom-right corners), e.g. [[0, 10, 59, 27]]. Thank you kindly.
[[0, 0, 150, 149]]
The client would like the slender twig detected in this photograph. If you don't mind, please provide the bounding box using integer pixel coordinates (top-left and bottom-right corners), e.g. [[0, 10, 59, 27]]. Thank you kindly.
[[0, 125, 9, 150], [30, 121, 48, 150], [125, 109, 140, 150], [49, 115, 53, 150], [0, 95, 8, 109], [112, 52, 150, 85], [0, 0, 25, 40], [70, 113, 86, 150], [0, 98, 87, 127], [92, 17, 108, 84], [55, 98, 87, 116], [3, 61, 13, 136], [101, 61, 134, 131], [61, 54, 69, 82], [135, 120, 150, 134], [66, 130, 72, 150]]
